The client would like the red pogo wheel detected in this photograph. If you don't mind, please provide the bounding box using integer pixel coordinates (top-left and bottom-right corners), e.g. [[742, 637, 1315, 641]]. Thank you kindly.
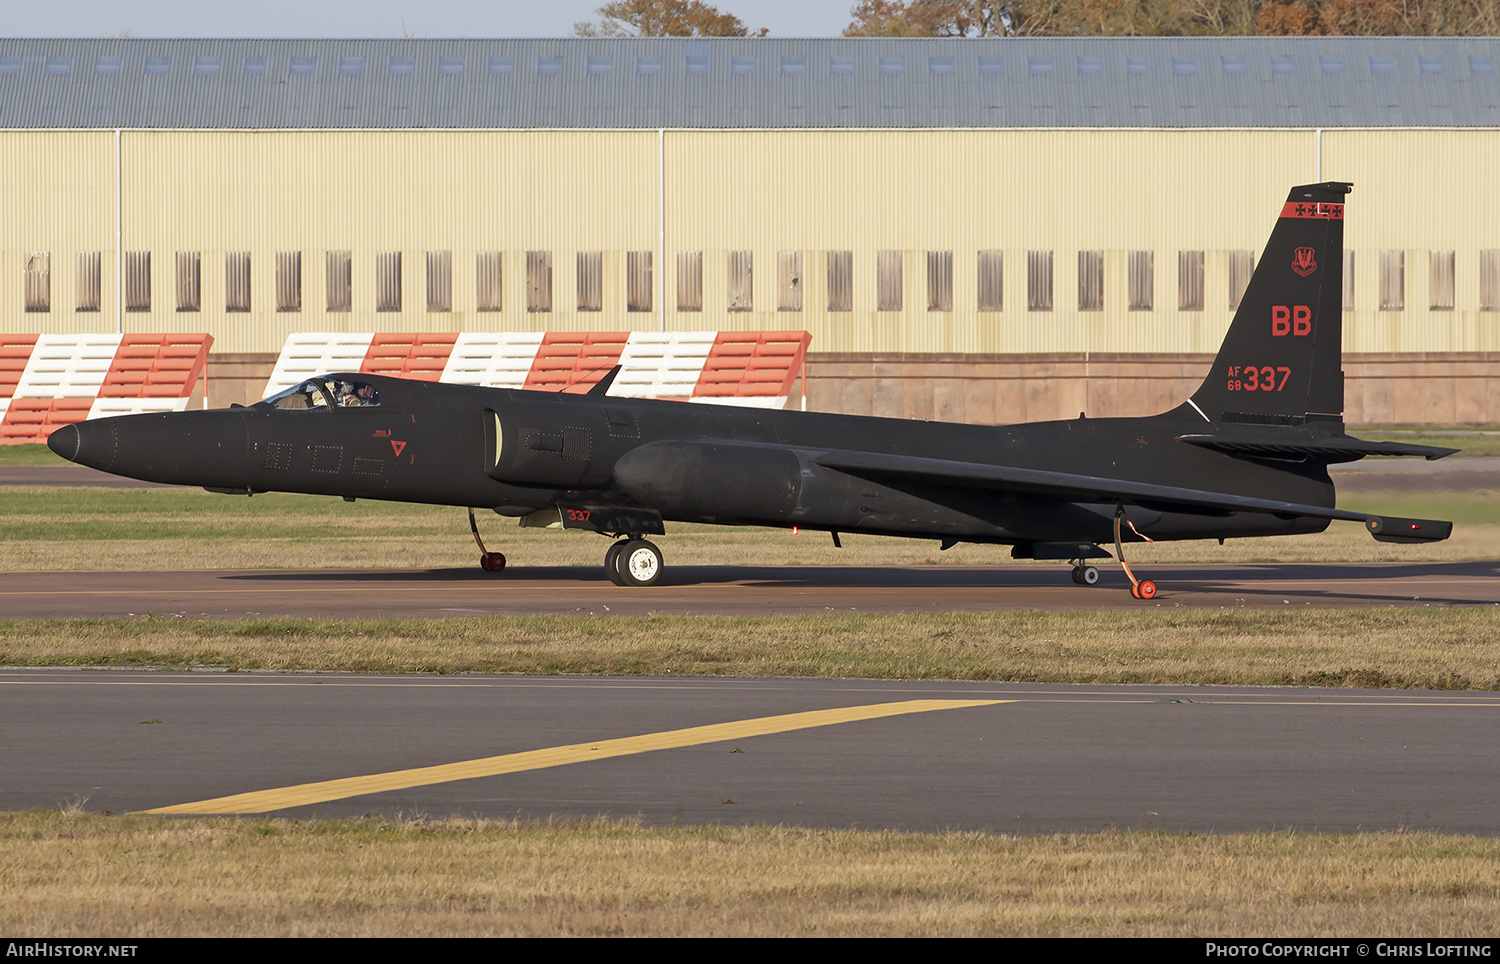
[[1136, 579, 1157, 599]]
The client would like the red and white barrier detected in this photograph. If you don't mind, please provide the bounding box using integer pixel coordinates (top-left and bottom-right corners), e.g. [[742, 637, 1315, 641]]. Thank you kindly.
[[0, 333, 212, 444], [265, 330, 811, 410]]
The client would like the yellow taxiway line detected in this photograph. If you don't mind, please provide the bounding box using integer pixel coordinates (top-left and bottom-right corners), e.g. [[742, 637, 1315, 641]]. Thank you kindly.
[[143, 698, 1007, 815]]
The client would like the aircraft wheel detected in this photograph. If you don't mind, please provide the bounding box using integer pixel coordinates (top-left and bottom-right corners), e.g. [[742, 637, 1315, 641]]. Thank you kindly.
[[1079, 566, 1100, 586], [604, 541, 628, 586], [479, 552, 507, 573], [615, 539, 663, 588], [1070, 567, 1084, 585], [1131, 579, 1157, 600]]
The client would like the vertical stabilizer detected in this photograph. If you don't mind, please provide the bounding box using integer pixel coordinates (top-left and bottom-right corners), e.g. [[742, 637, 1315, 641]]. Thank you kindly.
[[1190, 182, 1351, 425]]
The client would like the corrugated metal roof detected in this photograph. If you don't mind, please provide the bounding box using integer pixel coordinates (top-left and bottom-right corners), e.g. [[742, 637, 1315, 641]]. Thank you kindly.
[[0, 37, 1497, 129]]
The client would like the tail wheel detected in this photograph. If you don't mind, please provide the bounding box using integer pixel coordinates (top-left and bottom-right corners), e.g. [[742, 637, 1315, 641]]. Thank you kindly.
[[615, 539, 663, 588], [604, 541, 628, 586]]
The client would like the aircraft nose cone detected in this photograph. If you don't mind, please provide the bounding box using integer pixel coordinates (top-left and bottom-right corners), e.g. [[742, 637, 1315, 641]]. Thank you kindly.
[[47, 423, 80, 462]]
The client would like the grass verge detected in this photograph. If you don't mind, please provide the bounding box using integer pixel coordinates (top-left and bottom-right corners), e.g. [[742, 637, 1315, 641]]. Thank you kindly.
[[2, 812, 1496, 937], [5, 608, 1499, 688], [3, 485, 1499, 570]]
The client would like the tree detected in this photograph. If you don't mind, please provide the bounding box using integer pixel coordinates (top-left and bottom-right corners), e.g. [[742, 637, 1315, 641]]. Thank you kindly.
[[574, 0, 767, 38], [843, 0, 1500, 37]]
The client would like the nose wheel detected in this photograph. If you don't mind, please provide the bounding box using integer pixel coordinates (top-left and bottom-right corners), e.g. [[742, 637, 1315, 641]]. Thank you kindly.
[[606, 538, 663, 587]]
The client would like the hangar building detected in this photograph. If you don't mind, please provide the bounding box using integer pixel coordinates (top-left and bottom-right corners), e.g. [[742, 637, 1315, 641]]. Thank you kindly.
[[1, 36, 1497, 423]]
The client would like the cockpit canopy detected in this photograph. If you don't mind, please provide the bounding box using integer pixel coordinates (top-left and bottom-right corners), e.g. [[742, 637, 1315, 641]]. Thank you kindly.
[[261, 377, 381, 411]]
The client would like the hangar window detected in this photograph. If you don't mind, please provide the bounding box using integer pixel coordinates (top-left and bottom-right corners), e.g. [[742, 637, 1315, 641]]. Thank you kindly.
[[728, 251, 753, 312], [1320, 57, 1344, 74], [781, 58, 804, 75], [686, 55, 709, 75], [977, 57, 1002, 75], [225, 252, 251, 313], [76, 252, 101, 313], [1172, 57, 1197, 74], [0, 58, 21, 75], [577, 251, 603, 312], [930, 57, 955, 75], [194, 57, 220, 75], [339, 57, 364, 75], [1128, 251, 1153, 311], [1178, 251, 1204, 311], [278, 251, 302, 313], [1271, 57, 1295, 74], [390, 57, 416, 75], [289, 57, 316, 75], [326, 251, 352, 312], [880, 57, 902, 75], [144, 57, 170, 75], [1221, 56, 1246, 74], [627, 252, 652, 312], [927, 251, 952, 312], [1027, 251, 1053, 312], [1228, 250, 1254, 310], [587, 57, 610, 75], [830, 57, 854, 75], [1078, 251, 1104, 311], [1379, 250, 1404, 311], [1481, 251, 1500, 311], [877, 251, 902, 312], [677, 252, 702, 312], [1471, 57, 1494, 75], [1076, 57, 1100, 75], [637, 57, 660, 74], [1420, 57, 1443, 74], [94, 58, 120, 75], [1126, 58, 1147, 74], [45, 57, 70, 75], [439, 57, 463, 75], [526, 251, 553, 313], [1027, 57, 1051, 75], [732, 57, 755, 75], [977, 250, 1002, 312], [1343, 250, 1355, 310], [489, 57, 514, 75], [1369, 57, 1394, 74], [243, 57, 266, 74], [376, 252, 402, 312], [426, 251, 451, 312], [778, 252, 802, 312], [23, 253, 49, 313], [1430, 251, 1455, 311], [537, 57, 562, 75], [125, 251, 151, 312], [827, 251, 852, 312], [175, 251, 200, 312], [476, 252, 503, 312]]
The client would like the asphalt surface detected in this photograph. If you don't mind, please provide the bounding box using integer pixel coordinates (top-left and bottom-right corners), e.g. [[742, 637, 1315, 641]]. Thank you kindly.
[[3, 673, 1496, 833], [1, 561, 1496, 618]]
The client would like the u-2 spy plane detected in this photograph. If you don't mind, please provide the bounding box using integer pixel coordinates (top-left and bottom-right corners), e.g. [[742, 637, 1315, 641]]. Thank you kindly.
[[49, 182, 1455, 598]]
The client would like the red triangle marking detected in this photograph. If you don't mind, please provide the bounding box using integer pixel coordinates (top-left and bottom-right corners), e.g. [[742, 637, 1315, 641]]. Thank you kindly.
[[391, 440, 406, 456]]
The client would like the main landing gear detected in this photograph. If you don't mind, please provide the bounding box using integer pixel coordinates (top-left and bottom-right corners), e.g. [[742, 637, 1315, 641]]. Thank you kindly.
[[605, 537, 663, 587], [1069, 564, 1100, 586], [468, 508, 507, 573]]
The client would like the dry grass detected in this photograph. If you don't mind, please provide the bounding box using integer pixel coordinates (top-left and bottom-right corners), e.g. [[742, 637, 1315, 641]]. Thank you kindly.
[[4, 608, 1499, 688], [2, 812, 1496, 937], [2, 485, 1498, 571]]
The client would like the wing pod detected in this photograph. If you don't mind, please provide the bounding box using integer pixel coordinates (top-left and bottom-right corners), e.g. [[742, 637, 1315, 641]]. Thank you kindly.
[[1365, 515, 1453, 543]]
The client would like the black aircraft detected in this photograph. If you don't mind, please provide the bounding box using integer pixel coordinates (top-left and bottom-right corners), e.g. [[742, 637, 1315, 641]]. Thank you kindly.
[[48, 182, 1455, 597]]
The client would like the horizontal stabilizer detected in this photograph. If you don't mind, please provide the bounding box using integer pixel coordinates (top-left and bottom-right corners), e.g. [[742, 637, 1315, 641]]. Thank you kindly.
[[1365, 515, 1453, 543], [1177, 433, 1459, 462]]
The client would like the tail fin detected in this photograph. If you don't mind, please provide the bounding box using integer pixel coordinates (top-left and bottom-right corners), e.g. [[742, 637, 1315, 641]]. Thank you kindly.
[[1189, 182, 1351, 426]]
